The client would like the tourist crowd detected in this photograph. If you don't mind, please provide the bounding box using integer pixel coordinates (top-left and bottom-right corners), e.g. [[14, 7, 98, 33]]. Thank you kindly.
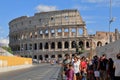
[[62, 53, 120, 80]]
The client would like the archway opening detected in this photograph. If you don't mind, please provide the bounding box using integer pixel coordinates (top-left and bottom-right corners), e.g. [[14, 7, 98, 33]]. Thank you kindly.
[[97, 41, 102, 47], [39, 55, 43, 60], [51, 55, 55, 58]]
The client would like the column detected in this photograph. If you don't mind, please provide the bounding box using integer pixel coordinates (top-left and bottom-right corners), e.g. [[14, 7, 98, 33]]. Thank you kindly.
[[37, 55, 39, 61], [83, 40, 86, 50], [83, 26, 87, 36], [31, 43, 34, 59], [43, 30, 45, 39], [37, 43, 39, 50], [76, 27, 79, 37], [62, 41, 64, 50], [55, 55, 58, 60], [42, 42, 45, 51], [69, 27, 71, 37], [55, 28, 57, 38], [69, 40, 71, 50], [48, 29, 51, 39], [55, 42, 57, 50], [49, 42, 51, 51], [42, 55, 45, 61], [62, 28, 64, 37]]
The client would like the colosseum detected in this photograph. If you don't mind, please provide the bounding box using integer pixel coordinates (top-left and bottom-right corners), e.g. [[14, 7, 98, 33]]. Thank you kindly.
[[9, 9, 118, 61]]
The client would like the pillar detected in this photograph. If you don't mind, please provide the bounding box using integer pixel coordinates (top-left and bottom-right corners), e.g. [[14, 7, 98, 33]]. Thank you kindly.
[[76, 27, 79, 37], [49, 42, 51, 51], [69, 27, 71, 37], [83, 40, 86, 50], [55, 28, 57, 38], [62, 28, 64, 37], [42, 42, 45, 51], [42, 55, 45, 61], [55, 42, 57, 50], [62, 41, 64, 51], [37, 43, 39, 51], [48, 29, 51, 39], [69, 40, 71, 50], [83, 26, 87, 36]]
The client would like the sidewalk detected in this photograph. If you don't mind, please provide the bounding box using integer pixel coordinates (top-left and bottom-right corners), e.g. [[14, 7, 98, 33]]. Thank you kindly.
[[0, 64, 33, 73]]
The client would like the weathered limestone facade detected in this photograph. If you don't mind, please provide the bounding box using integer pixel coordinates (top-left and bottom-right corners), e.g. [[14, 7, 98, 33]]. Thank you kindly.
[[9, 9, 119, 60], [92, 31, 116, 47], [9, 9, 93, 60]]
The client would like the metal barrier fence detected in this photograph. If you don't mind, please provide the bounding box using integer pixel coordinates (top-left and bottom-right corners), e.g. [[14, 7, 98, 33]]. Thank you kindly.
[[0, 56, 32, 67]]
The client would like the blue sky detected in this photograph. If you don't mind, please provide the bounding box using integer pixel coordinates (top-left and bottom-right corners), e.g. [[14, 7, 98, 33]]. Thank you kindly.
[[0, 0, 120, 44]]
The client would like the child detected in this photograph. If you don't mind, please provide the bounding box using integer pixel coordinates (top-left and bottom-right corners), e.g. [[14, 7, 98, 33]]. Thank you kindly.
[[65, 63, 74, 80]]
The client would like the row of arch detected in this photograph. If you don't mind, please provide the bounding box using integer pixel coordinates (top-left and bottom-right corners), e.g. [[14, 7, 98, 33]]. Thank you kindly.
[[10, 27, 84, 42], [22, 41, 90, 51], [11, 40, 107, 51]]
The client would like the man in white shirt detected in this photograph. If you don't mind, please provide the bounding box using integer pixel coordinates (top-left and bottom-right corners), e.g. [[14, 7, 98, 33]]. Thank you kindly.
[[114, 53, 120, 80]]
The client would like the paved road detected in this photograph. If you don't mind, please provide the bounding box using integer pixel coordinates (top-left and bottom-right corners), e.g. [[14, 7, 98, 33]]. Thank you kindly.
[[0, 63, 61, 80]]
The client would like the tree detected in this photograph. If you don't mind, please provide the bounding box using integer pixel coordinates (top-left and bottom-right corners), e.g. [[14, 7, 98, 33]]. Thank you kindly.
[[2, 46, 13, 54]]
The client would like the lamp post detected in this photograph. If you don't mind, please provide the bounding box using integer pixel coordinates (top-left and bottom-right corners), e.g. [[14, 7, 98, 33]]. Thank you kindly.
[[109, 0, 115, 43]]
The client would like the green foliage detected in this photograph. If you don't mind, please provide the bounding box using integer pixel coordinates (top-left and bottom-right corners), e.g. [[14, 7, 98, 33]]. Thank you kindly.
[[2, 46, 13, 54]]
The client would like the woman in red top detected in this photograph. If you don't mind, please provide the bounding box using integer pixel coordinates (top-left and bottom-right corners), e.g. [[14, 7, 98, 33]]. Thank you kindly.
[[80, 56, 87, 80]]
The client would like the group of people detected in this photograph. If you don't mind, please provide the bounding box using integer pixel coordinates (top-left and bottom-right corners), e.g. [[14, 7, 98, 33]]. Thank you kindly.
[[62, 53, 120, 80]]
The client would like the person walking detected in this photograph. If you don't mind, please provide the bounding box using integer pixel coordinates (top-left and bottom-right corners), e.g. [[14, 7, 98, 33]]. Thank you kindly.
[[80, 56, 87, 80], [108, 58, 115, 80], [65, 63, 75, 80], [62, 54, 71, 79], [114, 53, 120, 80], [73, 56, 81, 80], [98, 54, 108, 80]]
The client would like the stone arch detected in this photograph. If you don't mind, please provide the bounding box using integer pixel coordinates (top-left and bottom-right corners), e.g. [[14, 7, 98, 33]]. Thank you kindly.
[[71, 41, 76, 48], [105, 42, 108, 45], [33, 55, 37, 59], [51, 42, 55, 49], [45, 42, 49, 49], [72, 54, 75, 57], [58, 54, 62, 58], [51, 55, 55, 58], [58, 42, 62, 49], [64, 41, 69, 48], [34, 43, 37, 50], [39, 43, 43, 49], [45, 54, 49, 59], [38, 55, 43, 60], [79, 41, 83, 48], [86, 41, 90, 48], [97, 41, 102, 47]]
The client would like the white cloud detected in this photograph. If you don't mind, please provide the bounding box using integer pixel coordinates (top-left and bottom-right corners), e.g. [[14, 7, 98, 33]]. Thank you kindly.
[[88, 29, 96, 34], [73, 5, 91, 11], [0, 38, 9, 46], [35, 5, 57, 12], [81, 0, 120, 7], [86, 21, 96, 24], [82, 16, 97, 24], [0, 26, 5, 34], [81, 0, 106, 3], [112, 0, 120, 7]]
